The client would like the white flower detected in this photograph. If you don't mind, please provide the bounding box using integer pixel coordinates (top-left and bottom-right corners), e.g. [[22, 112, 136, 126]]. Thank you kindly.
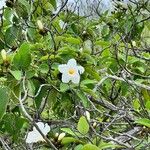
[[0, 0, 6, 11], [58, 58, 84, 84], [26, 122, 50, 144]]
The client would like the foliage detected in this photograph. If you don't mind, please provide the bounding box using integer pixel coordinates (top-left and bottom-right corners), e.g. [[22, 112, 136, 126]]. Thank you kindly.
[[0, 0, 150, 149]]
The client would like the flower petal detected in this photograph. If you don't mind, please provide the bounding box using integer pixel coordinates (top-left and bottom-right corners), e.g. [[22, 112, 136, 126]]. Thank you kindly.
[[26, 122, 50, 144], [26, 129, 45, 143], [33, 122, 44, 132], [67, 59, 77, 67], [37, 122, 44, 130], [78, 66, 84, 74], [35, 133, 45, 142], [26, 131, 34, 143], [71, 73, 80, 84], [62, 73, 71, 83], [58, 64, 68, 73], [43, 123, 50, 135]]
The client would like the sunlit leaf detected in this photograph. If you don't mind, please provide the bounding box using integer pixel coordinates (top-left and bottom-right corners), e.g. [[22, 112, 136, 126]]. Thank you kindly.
[[13, 42, 31, 70], [82, 144, 99, 150], [77, 116, 89, 135], [135, 118, 150, 128]]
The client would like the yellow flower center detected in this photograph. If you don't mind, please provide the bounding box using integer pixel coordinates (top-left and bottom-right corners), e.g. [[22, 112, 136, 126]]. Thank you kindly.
[[68, 68, 75, 75]]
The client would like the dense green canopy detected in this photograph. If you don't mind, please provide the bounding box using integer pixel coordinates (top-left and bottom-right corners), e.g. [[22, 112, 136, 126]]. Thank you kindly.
[[0, 0, 150, 149]]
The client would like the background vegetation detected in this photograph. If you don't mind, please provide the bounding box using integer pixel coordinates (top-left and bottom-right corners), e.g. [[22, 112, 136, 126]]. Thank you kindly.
[[0, 0, 150, 149]]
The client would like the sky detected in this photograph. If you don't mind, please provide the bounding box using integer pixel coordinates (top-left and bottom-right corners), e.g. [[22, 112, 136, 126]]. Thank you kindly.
[[56, 0, 140, 17], [0, 0, 115, 17], [57, 0, 115, 16], [0, 0, 140, 16], [0, 0, 120, 13]]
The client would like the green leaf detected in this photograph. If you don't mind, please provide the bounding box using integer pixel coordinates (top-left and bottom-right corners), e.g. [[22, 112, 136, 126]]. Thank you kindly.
[[132, 99, 140, 111], [10, 70, 22, 80], [61, 137, 78, 145], [65, 37, 81, 45], [18, 0, 30, 14], [5, 26, 19, 46], [35, 86, 49, 109], [2, 113, 27, 140], [39, 63, 49, 74], [47, 88, 58, 107], [26, 70, 35, 79], [82, 144, 99, 150], [50, 0, 56, 9], [27, 80, 35, 96], [145, 101, 150, 110], [141, 89, 150, 101], [61, 128, 76, 136], [98, 141, 120, 149], [77, 116, 89, 135], [82, 87, 98, 98], [75, 144, 83, 150], [141, 25, 150, 46], [81, 79, 97, 85], [95, 40, 110, 47], [3, 8, 13, 24], [137, 67, 145, 73], [13, 42, 31, 70], [75, 90, 89, 107], [121, 82, 129, 96], [135, 118, 150, 128], [101, 25, 109, 36], [60, 83, 69, 92], [86, 67, 100, 80], [0, 87, 9, 120]]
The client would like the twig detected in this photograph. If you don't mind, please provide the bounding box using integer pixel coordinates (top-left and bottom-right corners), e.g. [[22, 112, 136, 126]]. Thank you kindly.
[[94, 74, 150, 92], [89, 96, 118, 111], [19, 77, 58, 150], [51, 0, 69, 22], [115, 126, 142, 143], [0, 137, 11, 150], [107, 74, 150, 90]]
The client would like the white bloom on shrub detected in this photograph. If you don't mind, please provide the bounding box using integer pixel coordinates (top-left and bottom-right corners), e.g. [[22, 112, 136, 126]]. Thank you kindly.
[[58, 58, 84, 84], [0, 0, 6, 10], [26, 122, 50, 144]]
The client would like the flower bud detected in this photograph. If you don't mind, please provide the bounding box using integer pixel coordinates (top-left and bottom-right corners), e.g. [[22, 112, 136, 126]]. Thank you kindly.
[[58, 133, 66, 141], [132, 41, 136, 47], [79, 47, 83, 52], [1, 49, 7, 61], [93, 122, 97, 128], [85, 111, 90, 121], [37, 20, 48, 36], [54, 133, 59, 138], [82, 30, 86, 35], [37, 20, 44, 30]]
